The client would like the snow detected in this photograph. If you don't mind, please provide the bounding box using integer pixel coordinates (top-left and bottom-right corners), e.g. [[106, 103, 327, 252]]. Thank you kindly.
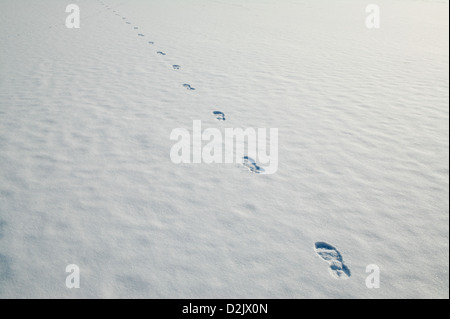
[[0, 0, 448, 298]]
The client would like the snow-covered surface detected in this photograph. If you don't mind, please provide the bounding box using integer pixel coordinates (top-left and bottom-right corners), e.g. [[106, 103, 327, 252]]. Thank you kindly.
[[0, 0, 448, 298]]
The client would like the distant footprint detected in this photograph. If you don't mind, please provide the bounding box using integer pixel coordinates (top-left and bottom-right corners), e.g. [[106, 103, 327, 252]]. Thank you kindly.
[[172, 65, 181, 70], [242, 156, 264, 174], [212, 111, 226, 121], [134, 27, 138, 30], [126, 22, 131, 24], [138, 34, 145, 37], [157, 51, 166, 55], [148, 41, 154, 45], [314, 242, 351, 279], [183, 84, 196, 91]]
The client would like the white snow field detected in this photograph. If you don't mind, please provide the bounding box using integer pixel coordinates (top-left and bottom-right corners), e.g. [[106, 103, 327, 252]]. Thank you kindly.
[[0, 0, 448, 299]]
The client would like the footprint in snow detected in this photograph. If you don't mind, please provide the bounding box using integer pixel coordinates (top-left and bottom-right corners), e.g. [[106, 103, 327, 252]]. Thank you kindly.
[[148, 41, 154, 45], [314, 242, 351, 280], [157, 51, 166, 55], [138, 34, 145, 37], [126, 22, 131, 24], [242, 156, 264, 174], [212, 111, 226, 121], [183, 84, 195, 91], [134, 27, 138, 30], [173, 65, 181, 70]]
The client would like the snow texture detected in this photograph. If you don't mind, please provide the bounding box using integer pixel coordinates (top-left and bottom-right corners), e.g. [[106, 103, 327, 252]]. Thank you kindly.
[[0, 0, 448, 298]]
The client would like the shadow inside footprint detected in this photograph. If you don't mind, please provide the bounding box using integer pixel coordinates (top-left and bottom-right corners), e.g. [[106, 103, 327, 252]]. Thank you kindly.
[[183, 84, 195, 91], [173, 65, 181, 70], [138, 34, 145, 37], [314, 242, 351, 279], [242, 156, 265, 174], [157, 51, 166, 55], [212, 111, 226, 121], [148, 41, 155, 45]]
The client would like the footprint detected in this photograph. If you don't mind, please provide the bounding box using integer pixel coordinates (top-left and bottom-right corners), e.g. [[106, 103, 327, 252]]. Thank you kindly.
[[172, 65, 181, 70], [148, 41, 155, 45], [126, 22, 131, 24], [138, 34, 145, 37], [183, 84, 196, 91], [242, 156, 264, 174], [314, 242, 351, 279], [134, 27, 138, 30], [212, 111, 226, 121], [157, 51, 166, 55]]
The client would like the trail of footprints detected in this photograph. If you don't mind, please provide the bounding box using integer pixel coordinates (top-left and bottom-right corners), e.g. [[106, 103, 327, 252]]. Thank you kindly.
[[99, 0, 263, 176], [98, 0, 352, 281]]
